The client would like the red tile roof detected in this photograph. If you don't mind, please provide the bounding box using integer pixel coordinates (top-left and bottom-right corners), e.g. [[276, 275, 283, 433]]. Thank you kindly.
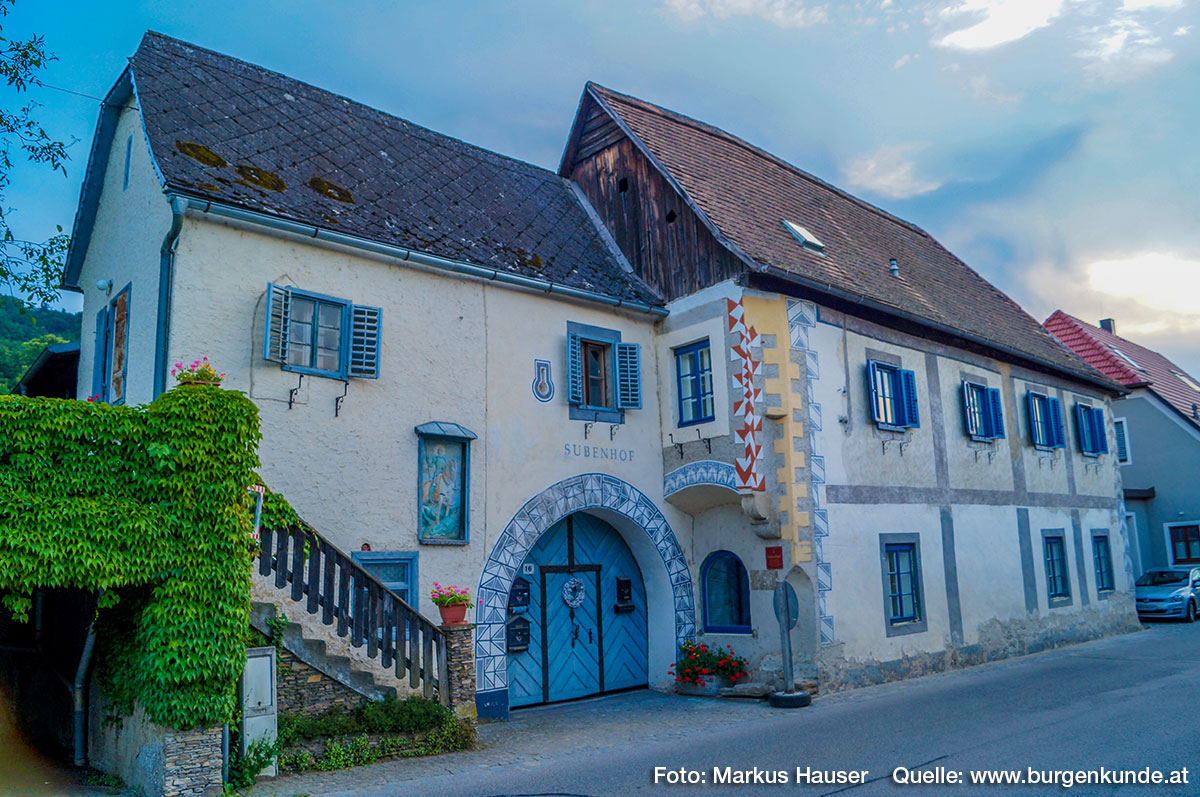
[[581, 84, 1115, 391], [1044, 311, 1200, 428]]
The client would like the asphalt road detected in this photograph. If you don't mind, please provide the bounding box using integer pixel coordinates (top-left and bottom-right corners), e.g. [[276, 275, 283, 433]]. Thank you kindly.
[[282, 621, 1200, 797]]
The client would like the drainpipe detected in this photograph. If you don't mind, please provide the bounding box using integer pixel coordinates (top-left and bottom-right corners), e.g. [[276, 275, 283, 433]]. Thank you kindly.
[[154, 196, 187, 398], [72, 590, 102, 767]]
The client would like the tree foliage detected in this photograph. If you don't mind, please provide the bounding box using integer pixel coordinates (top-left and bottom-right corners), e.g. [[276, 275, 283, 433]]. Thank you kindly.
[[0, 301, 80, 392], [0, 386, 264, 728], [0, 0, 71, 308]]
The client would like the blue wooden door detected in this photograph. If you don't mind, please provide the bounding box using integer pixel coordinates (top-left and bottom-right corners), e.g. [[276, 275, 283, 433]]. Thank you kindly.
[[506, 513, 647, 707], [543, 569, 600, 702]]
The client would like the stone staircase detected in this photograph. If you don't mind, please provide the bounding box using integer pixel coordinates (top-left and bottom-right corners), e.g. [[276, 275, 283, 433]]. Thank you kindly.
[[253, 525, 447, 703], [249, 600, 397, 702]]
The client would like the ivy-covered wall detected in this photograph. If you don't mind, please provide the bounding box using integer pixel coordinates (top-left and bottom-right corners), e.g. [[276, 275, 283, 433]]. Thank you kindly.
[[0, 387, 263, 729]]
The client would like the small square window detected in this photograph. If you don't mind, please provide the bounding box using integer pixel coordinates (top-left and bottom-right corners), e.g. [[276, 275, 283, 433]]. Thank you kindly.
[[868, 361, 919, 429], [675, 340, 714, 426], [879, 533, 927, 637], [1027, 391, 1064, 449], [1170, 525, 1200, 565]]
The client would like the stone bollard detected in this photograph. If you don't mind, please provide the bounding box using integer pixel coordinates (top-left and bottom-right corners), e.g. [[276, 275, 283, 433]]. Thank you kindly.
[[441, 623, 477, 720]]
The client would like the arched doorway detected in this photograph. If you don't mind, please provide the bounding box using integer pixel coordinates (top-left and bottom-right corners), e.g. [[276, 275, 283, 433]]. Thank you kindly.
[[507, 512, 648, 707], [475, 473, 694, 719]]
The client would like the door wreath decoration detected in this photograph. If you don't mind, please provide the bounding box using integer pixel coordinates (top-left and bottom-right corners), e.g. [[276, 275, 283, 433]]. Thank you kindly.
[[562, 576, 586, 608]]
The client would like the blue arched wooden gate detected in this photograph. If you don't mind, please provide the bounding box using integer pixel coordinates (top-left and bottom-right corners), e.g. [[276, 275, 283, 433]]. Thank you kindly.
[[507, 512, 648, 707]]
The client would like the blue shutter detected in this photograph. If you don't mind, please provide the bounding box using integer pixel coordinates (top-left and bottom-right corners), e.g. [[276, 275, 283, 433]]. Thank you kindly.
[[867, 362, 882, 423], [960, 381, 975, 436], [900, 369, 920, 428], [1092, 407, 1108, 454], [1048, 397, 1065, 448], [348, 304, 382, 379], [566, 332, 583, 405], [1026, 391, 1037, 445], [615, 342, 642, 409], [986, 388, 1005, 439], [91, 307, 109, 399], [263, 283, 291, 363]]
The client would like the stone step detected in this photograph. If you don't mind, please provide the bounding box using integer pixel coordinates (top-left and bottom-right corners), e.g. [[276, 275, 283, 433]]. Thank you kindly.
[[249, 601, 396, 703]]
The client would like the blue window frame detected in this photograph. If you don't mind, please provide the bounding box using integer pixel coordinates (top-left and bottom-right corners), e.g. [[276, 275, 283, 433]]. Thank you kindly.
[[1092, 534, 1114, 593], [566, 321, 641, 424], [263, 283, 381, 380], [1044, 536, 1070, 599], [352, 551, 418, 604], [1074, 403, 1108, 456], [91, 283, 131, 404], [885, 544, 921, 625], [961, 381, 1005, 439], [701, 551, 751, 633], [675, 339, 714, 426], [1027, 391, 1064, 448], [868, 360, 919, 428]]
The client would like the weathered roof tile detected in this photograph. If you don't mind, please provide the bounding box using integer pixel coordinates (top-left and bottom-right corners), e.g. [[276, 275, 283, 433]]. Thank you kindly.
[[130, 33, 659, 306]]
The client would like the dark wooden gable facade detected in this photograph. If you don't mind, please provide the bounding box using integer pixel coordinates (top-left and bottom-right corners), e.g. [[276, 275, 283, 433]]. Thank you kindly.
[[560, 87, 747, 302]]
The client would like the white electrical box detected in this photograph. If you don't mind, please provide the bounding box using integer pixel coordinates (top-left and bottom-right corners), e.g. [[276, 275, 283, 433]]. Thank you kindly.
[[242, 646, 277, 778]]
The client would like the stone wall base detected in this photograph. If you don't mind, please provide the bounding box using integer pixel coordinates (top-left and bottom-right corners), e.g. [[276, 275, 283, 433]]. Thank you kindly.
[[816, 600, 1142, 693], [89, 697, 223, 797]]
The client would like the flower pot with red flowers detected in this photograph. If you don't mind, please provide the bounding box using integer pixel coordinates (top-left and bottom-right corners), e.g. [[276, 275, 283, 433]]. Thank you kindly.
[[172, 357, 226, 388], [670, 639, 749, 697], [431, 583, 472, 625]]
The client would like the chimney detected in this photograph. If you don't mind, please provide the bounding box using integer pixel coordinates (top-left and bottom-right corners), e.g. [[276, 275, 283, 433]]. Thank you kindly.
[[1099, 318, 1116, 334]]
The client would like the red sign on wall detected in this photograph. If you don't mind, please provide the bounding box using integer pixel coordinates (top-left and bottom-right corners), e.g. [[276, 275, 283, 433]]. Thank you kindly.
[[765, 546, 784, 570]]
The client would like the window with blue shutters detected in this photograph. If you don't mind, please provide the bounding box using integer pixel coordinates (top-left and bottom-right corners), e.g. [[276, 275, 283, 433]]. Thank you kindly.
[[90, 284, 131, 404], [262, 283, 381, 381], [1027, 391, 1064, 449], [961, 381, 1005, 440], [91, 306, 109, 400], [1113, 418, 1130, 464], [1074, 403, 1108, 456], [868, 360, 920, 429], [675, 339, 714, 426], [565, 321, 641, 423]]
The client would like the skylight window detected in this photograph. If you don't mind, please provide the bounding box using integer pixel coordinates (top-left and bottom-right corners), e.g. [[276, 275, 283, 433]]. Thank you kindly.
[[1107, 346, 1142, 372], [783, 220, 825, 254], [1172, 370, 1200, 393]]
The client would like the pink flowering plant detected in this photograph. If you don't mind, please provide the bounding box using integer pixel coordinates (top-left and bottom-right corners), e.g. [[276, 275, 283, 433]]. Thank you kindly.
[[172, 356, 225, 385], [430, 582, 472, 607]]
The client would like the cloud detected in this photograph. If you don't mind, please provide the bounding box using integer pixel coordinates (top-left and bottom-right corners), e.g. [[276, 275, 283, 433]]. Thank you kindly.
[[843, 143, 941, 199], [894, 52, 918, 68], [1121, 0, 1187, 9], [1077, 15, 1175, 80], [1174, 25, 1192, 35], [662, 0, 829, 28], [936, 0, 1075, 50], [1023, 252, 1200, 370], [966, 74, 1024, 103]]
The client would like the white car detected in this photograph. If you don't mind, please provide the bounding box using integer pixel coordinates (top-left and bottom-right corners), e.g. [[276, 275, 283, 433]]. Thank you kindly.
[[1135, 567, 1200, 622]]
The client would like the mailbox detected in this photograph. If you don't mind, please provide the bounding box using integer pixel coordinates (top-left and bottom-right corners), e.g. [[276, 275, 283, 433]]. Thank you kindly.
[[508, 577, 531, 613], [613, 577, 635, 614], [507, 616, 530, 652]]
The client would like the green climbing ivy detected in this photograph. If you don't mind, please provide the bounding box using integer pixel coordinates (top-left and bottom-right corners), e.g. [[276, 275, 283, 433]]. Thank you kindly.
[[0, 387, 265, 729]]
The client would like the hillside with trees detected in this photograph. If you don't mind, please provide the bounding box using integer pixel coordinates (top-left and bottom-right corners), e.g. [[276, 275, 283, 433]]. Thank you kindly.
[[0, 303, 80, 393]]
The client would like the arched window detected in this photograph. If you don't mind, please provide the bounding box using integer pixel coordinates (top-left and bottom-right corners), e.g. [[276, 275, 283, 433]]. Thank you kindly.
[[701, 551, 751, 633]]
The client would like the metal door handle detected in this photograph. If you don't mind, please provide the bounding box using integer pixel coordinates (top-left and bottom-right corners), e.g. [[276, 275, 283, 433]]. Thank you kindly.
[[588, 629, 593, 643]]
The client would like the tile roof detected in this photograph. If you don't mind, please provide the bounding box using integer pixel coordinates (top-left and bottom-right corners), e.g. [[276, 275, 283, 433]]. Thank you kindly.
[[1044, 311, 1200, 428], [127, 33, 659, 305], [582, 83, 1112, 388]]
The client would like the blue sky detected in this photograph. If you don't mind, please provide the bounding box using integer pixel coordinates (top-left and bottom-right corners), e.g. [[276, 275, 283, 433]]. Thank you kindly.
[[7, 0, 1200, 373]]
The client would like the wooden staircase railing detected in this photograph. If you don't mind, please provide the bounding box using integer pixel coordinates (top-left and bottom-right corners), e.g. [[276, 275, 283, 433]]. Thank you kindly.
[[257, 526, 448, 705]]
